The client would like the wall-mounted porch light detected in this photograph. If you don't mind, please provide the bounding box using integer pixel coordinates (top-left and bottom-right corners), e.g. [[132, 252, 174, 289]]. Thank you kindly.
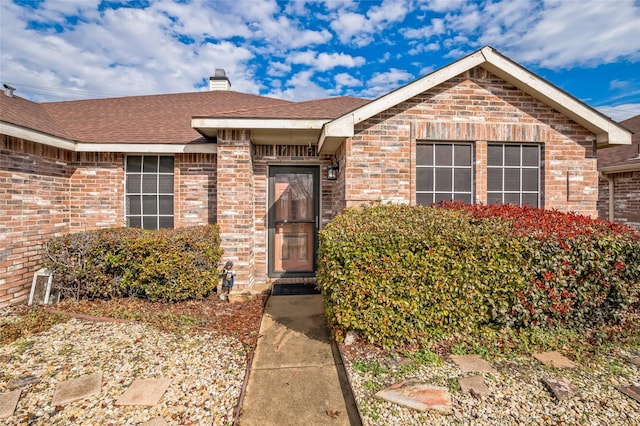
[[327, 157, 339, 180]]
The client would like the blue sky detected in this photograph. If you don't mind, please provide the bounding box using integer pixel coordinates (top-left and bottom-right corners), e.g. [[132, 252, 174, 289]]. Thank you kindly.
[[1, 0, 639, 121]]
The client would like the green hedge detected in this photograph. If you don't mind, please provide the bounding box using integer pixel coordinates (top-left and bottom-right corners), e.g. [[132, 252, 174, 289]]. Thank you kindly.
[[317, 204, 640, 349], [43, 225, 223, 302]]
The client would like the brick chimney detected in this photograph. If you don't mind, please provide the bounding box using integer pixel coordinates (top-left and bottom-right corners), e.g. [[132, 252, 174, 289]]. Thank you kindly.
[[209, 69, 231, 91]]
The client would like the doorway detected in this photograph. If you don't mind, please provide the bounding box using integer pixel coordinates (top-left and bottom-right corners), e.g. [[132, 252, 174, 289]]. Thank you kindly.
[[268, 166, 319, 277]]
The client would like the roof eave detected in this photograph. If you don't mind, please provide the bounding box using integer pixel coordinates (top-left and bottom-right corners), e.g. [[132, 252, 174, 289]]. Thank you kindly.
[[599, 161, 640, 174], [319, 46, 632, 152], [1, 121, 216, 153]]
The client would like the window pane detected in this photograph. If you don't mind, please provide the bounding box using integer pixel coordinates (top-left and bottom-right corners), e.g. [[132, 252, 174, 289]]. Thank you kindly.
[[522, 193, 539, 208], [158, 216, 174, 229], [454, 169, 471, 192], [128, 216, 141, 228], [504, 168, 521, 191], [434, 145, 452, 165], [522, 169, 539, 191], [504, 193, 520, 205], [435, 168, 452, 191], [487, 168, 502, 191], [454, 193, 471, 203], [416, 144, 433, 165], [416, 193, 433, 206], [159, 157, 174, 173], [454, 145, 471, 166], [158, 175, 174, 193], [159, 195, 173, 215], [143, 156, 158, 172], [126, 156, 142, 172], [126, 175, 141, 193], [143, 195, 157, 214], [416, 168, 433, 191], [434, 193, 452, 203], [505, 146, 521, 166], [522, 145, 539, 166], [487, 193, 502, 205], [143, 216, 157, 230], [142, 175, 157, 193], [487, 145, 503, 166], [127, 195, 141, 215]]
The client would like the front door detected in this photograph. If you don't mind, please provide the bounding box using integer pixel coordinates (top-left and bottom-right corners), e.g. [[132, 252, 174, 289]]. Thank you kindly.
[[268, 166, 319, 277]]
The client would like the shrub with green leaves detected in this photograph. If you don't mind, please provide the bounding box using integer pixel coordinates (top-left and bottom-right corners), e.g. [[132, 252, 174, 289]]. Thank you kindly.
[[317, 204, 640, 349], [43, 225, 223, 302]]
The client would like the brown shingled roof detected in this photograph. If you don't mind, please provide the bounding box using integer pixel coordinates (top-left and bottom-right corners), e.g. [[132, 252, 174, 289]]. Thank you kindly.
[[41, 91, 293, 144], [0, 93, 76, 140], [598, 115, 640, 170], [205, 96, 371, 119]]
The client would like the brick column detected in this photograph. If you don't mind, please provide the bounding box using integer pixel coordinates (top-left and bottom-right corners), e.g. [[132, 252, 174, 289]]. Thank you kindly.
[[216, 130, 254, 290]]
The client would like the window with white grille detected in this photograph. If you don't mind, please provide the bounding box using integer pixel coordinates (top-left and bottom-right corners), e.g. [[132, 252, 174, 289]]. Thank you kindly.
[[125, 156, 174, 229]]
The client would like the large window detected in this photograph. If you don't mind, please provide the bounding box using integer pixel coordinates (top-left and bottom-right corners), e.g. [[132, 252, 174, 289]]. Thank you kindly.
[[487, 144, 540, 208], [416, 142, 473, 205], [125, 156, 174, 229]]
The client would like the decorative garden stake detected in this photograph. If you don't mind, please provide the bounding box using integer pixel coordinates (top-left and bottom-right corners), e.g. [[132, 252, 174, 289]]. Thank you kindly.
[[219, 261, 236, 301]]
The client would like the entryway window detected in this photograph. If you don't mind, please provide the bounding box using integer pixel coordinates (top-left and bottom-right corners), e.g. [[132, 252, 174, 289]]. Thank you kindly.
[[125, 156, 174, 229], [487, 144, 540, 208], [416, 142, 473, 205]]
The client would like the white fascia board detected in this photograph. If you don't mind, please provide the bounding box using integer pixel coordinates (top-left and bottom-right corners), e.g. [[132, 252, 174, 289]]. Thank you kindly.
[[192, 117, 328, 130], [480, 47, 632, 146], [75, 143, 217, 153], [2, 121, 216, 153], [1, 121, 76, 150], [324, 50, 486, 137], [600, 162, 640, 174]]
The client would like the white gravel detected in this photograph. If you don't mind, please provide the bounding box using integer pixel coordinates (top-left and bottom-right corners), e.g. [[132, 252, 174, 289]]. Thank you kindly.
[[342, 345, 640, 425], [1, 318, 247, 425]]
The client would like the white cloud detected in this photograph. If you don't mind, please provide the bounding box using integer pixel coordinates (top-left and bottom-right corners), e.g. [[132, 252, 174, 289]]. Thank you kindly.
[[596, 104, 640, 122], [287, 51, 318, 66], [330, 0, 410, 46], [610, 80, 632, 91], [316, 53, 366, 71], [335, 72, 362, 87], [267, 70, 330, 101], [267, 62, 292, 77], [418, 0, 468, 13], [362, 68, 413, 98]]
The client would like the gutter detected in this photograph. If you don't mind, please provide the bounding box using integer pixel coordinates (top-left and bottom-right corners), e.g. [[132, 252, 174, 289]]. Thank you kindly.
[[599, 171, 615, 222]]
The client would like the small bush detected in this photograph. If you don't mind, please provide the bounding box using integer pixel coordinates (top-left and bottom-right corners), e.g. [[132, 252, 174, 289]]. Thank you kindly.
[[43, 225, 223, 302], [317, 203, 640, 349]]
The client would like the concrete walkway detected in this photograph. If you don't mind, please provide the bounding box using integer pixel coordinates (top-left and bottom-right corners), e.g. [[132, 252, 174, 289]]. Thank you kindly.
[[238, 294, 361, 425]]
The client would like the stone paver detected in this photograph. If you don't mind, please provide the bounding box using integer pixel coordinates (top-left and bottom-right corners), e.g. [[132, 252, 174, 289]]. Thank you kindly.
[[116, 378, 171, 406], [533, 351, 577, 369], [51, 372, 102, 406], [542, 377, 581, 401], [616, 384, 640, 403], [0, 390, 21, 419], [450, 355, 497, 374], [375, 381, 452, 414], [458, 375, 491, 398]]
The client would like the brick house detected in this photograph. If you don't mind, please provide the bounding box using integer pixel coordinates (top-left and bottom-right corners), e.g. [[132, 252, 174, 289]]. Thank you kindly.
[[0, 46, 632, 307], [598, 114, 640, 228]]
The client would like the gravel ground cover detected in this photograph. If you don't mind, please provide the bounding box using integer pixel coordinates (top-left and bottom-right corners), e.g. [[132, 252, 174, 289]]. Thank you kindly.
[[341, 340, 640, 425], [0, 295, 266, 425]]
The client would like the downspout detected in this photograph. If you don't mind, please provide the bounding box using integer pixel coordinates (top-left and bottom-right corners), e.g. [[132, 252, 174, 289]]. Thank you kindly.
[[599, 171, 615, 222]]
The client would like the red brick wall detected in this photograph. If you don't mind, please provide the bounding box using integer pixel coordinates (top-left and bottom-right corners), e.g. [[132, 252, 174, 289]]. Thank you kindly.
[[1, 135, 72, 306], [344, 67, 598, 217], [1, 141, 218, 307], [69, 152, 124, 231], [598, 171, 640, 228], [175, 153, 217, 227]]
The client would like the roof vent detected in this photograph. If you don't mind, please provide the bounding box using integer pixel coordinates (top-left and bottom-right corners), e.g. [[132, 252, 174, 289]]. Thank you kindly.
[[3, 84, 15, 97], [209, 69, 231, 91]]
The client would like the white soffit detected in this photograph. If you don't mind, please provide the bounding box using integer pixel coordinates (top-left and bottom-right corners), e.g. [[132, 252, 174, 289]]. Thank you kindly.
[[319, 46, 631, 152], [1, 122, 216, 153]]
